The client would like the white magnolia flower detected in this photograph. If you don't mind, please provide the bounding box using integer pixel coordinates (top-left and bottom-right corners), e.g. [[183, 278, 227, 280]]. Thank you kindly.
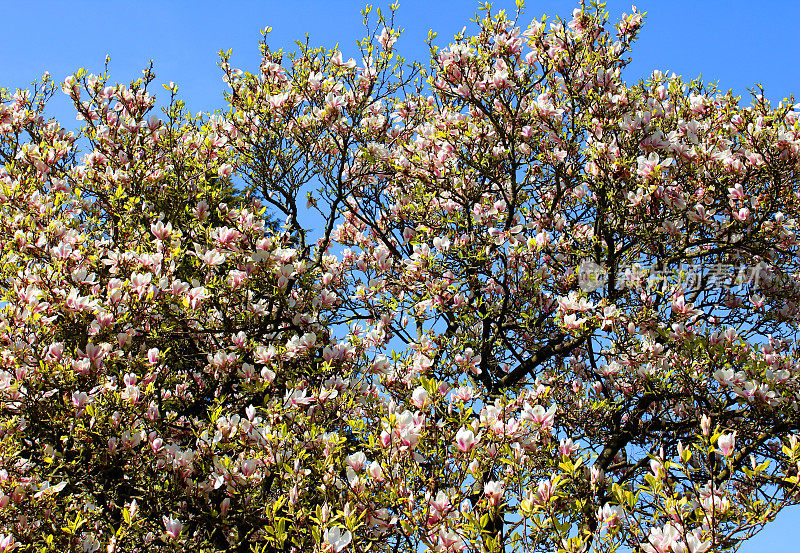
[[322, 526, 352, 552]]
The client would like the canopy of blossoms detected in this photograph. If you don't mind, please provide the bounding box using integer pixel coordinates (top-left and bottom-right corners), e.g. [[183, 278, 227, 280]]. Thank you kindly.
[[1, 3, 799, 552]]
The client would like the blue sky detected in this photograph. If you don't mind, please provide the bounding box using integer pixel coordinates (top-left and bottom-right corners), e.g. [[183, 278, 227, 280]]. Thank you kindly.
[[2, 1, 798, 550]]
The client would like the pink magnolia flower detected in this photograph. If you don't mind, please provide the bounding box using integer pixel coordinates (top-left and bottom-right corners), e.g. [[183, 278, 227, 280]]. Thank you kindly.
[[330, 51, 357, 70], [672, 529, 711, 553], [732, 207, 750, 222], [522, 403, 557, 430], [687, 203, 714, 224], [451, 386, 474, 402], [217, 163, 233, 177], [162, 515, 183, 540], [484, 480, 505, 507], [85, 343, 106, 368], [147, 348, 160, 366], [411, 386, 429, 408], [559, 437, 579, 457], [455, 427, 479, 453], [717, 432, 736, 457], [240, 458, 258, 478], [437, 528, 464, 552], [700, 414, 712, 436], [428, 490, 451, 524], [238, 363, 256, 380], [671, 294, 689, 315], [393, 410, 424, 449], [130, 272, 152, 298], [196, 248, 226, 268], [563, 313, 587, 331], [214, 226, 241, 247], [641, 523, 681, 553], [46, 342, 64, 361], [367, 460, 384, 481], [596, 503, 623, 528], [72, 391, 92, 409], [127, 499, 138, 521], [0, 533, 15, 552], [557, 291, 595, 312], [150, 220, 172, 240], [194, 200, 210, 221], [728, 183, 745, 201], [346, 451, 367, 472], [185, 286, 209, 309], [284, 388, 315, 408], [375, 27, 397, 50], [534, 477, 557, 505], [637, 152, 661, 179]]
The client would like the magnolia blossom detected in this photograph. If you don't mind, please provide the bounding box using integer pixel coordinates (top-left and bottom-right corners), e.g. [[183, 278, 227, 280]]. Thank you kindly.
[[322, 527, 352, 552], [146, 347, 160, 366], [367, 460, 384, 481], [217, 163, 233, 177], [150, 220, 172, 240], [428, 490, 451, 524], [534, 477, 557, 505], [641, 523, 681, 553], [346, 451, 367, 472], [521, 403, 557, 430], [559, 438, 579, 457], [700, 414, 712, 436], [451, 385, 474, 402], [162, 515, 183, 540], [557, 290, 595, 312], [0, 534, 16, 552], [563, 313, 587, 330], [376, 27, 397, 50], [411, 386, 429, 408], [484, 480, 505, 507], [596, 503, 624, 528], [455, 427, 479, 453], [717, 432, 736, 457], [284, 388, 315, 408], [671, 530, 711, 553], [436, 528, 465, 552], [385, 410, 425, 450], [71, 391, 92, 410]]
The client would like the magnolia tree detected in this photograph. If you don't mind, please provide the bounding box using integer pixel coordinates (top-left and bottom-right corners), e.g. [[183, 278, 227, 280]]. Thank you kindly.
[[1, 2, 800, 552]]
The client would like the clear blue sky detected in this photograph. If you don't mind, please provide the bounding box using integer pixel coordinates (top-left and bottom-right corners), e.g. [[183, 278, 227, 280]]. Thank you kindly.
[[2, 1, 798, 550]]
